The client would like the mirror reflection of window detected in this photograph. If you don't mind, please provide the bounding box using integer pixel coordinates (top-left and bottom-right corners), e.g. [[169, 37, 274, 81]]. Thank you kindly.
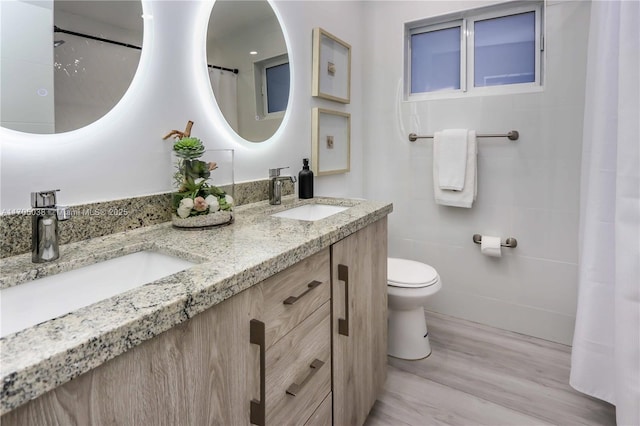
[[265, 62, 290, 114], [254, 54, 290, 118], [207, 0, 290, 143]]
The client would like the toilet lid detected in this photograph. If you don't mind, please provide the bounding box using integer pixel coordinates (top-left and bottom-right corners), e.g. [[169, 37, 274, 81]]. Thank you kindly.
[[388, 258, 439, 288]]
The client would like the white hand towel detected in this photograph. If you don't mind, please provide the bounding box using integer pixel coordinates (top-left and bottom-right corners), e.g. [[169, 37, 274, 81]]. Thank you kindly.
[[436, 129, 468, 191], [433, 130, 478, 208]]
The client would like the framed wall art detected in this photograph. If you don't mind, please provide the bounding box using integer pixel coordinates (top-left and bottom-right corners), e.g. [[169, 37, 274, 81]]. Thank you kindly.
[[312, 28, 351, 104], [311, 108, 351, 175]]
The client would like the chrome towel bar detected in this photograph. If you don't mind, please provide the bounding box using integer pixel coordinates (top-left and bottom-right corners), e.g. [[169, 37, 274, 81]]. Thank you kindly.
[[472, 234, 518, 248], [408, 130, 519, 142]]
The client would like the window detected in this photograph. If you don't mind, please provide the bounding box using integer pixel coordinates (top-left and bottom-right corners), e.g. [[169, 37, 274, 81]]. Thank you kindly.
[[254, 54, 290, 119], [406, 2, 543, 99], [265, 62, 289, 113], [410, 22, 463, 93]]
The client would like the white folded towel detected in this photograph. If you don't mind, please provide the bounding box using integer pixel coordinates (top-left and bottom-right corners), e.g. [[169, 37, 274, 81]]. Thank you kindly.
[[433, 130, 477, 208], [436, 129, 468, 190]]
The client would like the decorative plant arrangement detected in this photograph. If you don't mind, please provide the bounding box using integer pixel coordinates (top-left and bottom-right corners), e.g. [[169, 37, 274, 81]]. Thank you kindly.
[[163, 121, 234, 228]]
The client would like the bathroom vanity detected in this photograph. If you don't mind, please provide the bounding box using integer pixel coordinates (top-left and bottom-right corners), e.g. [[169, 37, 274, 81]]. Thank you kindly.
[[0, 197, 391, 425]]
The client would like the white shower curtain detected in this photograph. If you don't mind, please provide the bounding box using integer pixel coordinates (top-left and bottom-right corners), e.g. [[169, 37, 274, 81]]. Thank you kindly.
[[209, 68, 239, 132], [570, 1, 640, 425]]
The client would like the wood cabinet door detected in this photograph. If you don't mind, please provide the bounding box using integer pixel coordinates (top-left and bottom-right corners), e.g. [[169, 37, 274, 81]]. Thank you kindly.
[[331, 218, 388, 426], [1, 285, 262, 426]]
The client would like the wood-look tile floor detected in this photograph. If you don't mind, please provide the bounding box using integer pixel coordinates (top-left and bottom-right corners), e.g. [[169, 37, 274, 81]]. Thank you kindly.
[[365, 311, 616, 426]]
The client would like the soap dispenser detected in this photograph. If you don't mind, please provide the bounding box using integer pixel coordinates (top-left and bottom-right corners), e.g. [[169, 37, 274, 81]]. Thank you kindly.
[[298, 158, 314, 199]]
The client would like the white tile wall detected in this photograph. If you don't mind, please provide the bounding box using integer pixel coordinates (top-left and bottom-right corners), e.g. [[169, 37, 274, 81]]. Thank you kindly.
[[363, 0, 591, 344], [428, 288, 577, 344]]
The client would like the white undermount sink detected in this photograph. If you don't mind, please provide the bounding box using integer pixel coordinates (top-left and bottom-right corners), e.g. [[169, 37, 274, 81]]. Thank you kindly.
[[0, 251, 195, 338], [271, 204, 348, 221]]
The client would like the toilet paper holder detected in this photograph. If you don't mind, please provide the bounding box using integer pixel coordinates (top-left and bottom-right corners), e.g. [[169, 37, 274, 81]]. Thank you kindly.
[[472, 234, 518, 248]]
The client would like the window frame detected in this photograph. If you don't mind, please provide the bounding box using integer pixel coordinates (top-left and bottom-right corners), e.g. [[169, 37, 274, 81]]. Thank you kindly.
[[405, 1, 544, 101]]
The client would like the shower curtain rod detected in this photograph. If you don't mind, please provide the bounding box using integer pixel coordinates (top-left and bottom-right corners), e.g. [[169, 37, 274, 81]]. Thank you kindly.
[[54, 26, 238, 74], [54, 26, 141, 50], [207, 64, 239, 74]]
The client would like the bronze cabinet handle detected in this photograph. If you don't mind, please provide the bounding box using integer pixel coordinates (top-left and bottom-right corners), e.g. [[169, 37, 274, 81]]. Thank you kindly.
[[338, 264, 349, 336], [283, 280, 322, 305], [286, 359, 325, 396], [250, 319, 266, 426]]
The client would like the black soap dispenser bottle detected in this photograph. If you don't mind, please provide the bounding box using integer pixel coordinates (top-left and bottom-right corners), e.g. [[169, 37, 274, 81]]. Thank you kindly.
[[298, 158, 314, 199]]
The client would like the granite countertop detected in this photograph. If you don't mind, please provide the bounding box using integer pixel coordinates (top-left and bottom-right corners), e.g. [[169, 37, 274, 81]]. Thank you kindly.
[[0, 196, 392, 415]]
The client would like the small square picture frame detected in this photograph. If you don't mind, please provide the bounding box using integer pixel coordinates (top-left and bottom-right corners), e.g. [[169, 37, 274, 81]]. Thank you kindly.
[[312, 108, 351, 176], [312, 28, 351, 104]]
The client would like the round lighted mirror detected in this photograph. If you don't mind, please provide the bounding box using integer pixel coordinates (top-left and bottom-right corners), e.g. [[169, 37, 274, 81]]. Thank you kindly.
[[0, 0, 144, 134], [206, 0, 290, 143]]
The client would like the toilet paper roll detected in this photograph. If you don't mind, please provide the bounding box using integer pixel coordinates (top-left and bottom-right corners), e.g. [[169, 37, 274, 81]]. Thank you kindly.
[[480, 235, 502, 257]]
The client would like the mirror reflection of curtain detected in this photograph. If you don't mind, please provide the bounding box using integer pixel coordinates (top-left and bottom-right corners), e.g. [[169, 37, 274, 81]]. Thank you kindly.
[[54, 36, 140, 133], [209, 68, 238, 132]]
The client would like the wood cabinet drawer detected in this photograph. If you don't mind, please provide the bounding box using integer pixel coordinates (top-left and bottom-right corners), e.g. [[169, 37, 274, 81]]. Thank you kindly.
[[304, 393, 332, 426], [260, 248, 330, 349], [265, 302, 331, 425]]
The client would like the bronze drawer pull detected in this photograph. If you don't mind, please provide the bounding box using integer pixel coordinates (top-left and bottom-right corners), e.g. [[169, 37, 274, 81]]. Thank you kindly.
[[283, 280, 322, 305], [338, 264, 349, 336], [286, 359, 325, 397], [250, 319, 266, 426]]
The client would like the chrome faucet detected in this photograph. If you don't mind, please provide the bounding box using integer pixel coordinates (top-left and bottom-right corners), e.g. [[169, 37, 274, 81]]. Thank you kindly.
[[269, 167, 297, 205], [31, 189, 71, 263]]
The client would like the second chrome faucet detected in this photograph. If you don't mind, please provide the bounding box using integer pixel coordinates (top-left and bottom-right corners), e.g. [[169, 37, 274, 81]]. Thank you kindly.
[[269, 167, 296, 205]]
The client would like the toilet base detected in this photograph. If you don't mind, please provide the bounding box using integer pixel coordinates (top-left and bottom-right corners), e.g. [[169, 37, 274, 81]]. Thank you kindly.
[[388, 307, 432, 360]]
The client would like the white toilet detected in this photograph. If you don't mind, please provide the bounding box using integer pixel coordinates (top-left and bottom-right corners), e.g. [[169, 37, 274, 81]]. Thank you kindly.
[[387, 258, 442, 360]]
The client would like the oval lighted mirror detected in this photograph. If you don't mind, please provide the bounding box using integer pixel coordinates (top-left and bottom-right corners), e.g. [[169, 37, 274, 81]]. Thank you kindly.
[[207, 0, 290, 143], [0, 0, 143, 134]]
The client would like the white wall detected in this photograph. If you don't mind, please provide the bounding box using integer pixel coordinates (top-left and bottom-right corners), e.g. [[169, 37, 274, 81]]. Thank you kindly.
[[362, 0, 591, 344], [0, 0, 365, 210]]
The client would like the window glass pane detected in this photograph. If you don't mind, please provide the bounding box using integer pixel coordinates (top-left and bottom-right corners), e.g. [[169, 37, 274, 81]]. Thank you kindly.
[[266, 62, 289, 113], [411, 26, 461, 93], [474, 11, 535, 87]]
